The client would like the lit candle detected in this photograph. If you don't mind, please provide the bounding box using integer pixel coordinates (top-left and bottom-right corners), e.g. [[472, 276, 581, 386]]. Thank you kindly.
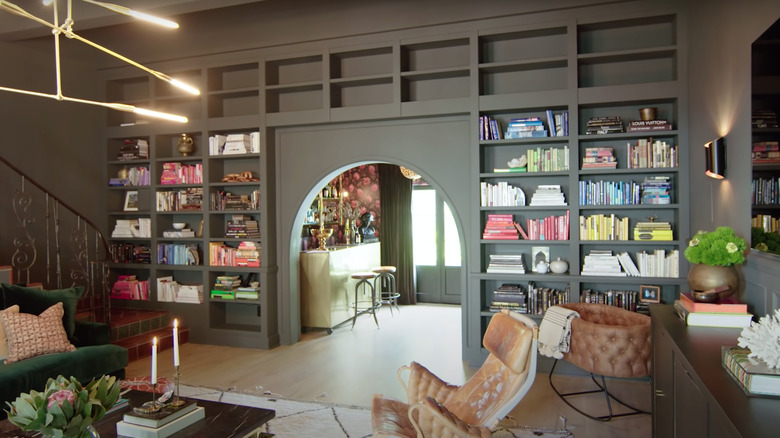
[[151, 337, 158, 385], [173, 319, 180, 367]]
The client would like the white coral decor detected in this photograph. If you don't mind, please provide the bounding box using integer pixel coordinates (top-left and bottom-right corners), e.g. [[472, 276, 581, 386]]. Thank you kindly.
[[738, 308, 780, 369]]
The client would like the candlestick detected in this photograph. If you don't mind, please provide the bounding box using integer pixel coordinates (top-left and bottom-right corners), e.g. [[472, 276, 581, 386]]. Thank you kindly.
[[151, 337, 158, 385], [172, 365, 185, 407], [318, 191, 324, 230], [173, 319, 180, 367]]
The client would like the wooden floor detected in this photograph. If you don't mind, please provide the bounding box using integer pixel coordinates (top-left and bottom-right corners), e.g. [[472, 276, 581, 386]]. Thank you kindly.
[[126, 304, 651, 438]]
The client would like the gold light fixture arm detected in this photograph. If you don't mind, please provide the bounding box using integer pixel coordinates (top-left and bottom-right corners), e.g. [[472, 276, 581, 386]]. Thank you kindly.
[[0, 0, 195, 122]]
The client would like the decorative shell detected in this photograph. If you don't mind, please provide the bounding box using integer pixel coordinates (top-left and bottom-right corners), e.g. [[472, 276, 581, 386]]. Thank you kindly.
[[507, 156, 527, 168], [738, 308, 780, 369]]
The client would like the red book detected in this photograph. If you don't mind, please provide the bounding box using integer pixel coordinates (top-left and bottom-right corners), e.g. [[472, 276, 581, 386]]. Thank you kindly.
[[514, 222, 529, 239], [679, 292, 748, 313], [482, 234, 519, 240]]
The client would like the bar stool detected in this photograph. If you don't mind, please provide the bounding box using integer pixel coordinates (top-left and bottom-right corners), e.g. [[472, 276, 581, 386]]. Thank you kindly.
[[350, 271, 379, 329], [373, 266, 400, 316]]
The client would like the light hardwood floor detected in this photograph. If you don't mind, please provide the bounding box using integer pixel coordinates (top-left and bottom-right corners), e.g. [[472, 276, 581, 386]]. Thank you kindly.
[[125, 304, 651, 438]]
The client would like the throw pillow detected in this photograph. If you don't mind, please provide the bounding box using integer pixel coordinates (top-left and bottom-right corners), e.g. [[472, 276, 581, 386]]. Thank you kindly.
[[0, 305, 20, 361], [1, 283, 84, 339], [0, 302, 76, 364]]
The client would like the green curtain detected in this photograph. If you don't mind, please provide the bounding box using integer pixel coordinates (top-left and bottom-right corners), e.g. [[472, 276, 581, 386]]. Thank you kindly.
[[378, 164, 416, 305]]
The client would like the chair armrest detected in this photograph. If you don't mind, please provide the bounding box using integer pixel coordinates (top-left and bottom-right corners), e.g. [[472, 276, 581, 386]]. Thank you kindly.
[[408, 397, 491, 438], [399, 361, 459, 406], [73, 320, 111, 347]]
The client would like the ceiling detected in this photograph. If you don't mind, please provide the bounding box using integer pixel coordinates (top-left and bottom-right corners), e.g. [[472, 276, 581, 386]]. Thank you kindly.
[[0, 0, 261, 42]]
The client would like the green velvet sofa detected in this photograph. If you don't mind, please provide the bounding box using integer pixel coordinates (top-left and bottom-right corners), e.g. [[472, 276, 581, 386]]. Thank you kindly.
[[0, 283, 128, 419]]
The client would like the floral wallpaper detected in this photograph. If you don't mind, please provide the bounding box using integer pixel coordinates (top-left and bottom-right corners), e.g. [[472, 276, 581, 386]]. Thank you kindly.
[[303, 164, 381, 249]]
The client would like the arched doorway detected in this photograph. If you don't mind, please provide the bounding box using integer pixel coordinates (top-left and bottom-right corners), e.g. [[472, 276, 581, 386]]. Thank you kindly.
[[274, 116, 473, 351]]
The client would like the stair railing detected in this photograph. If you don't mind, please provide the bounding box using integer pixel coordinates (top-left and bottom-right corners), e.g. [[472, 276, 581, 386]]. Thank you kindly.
[[0, 154, 111, 324]]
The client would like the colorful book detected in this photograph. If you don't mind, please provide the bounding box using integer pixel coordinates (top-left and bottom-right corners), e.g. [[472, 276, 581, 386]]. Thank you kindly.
[[678, 292, 748, 314], [673, 300, 753, 328], [722, 346, 780, 397]]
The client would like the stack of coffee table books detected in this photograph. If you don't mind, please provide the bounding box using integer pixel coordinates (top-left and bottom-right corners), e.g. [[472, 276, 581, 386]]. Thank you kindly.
[[116, 398, 204, 438]]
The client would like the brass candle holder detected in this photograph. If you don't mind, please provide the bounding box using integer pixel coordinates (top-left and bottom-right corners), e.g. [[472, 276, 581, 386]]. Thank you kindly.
[[311, 227, 333, 251], [171, 365, 185, 407]]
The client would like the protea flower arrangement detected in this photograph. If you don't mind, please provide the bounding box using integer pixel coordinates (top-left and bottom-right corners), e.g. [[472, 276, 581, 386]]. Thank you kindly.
[[4, 375, 121, 438]]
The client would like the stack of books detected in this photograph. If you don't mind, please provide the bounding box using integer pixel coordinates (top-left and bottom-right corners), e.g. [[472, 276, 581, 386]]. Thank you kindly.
[[633, 220, 673, 241], [117, 139, 149, 161], [545, 109, 569, 137], [752, 141, 780, 164], [529, 185, 566, 206], [526, 281, 569, 314], [580, 250, 626, 277], [752, 176, 780, 205], [156, 188, 204, 211], [112, 218, 151, 238], [482, 214, 520, 240], [235, 241, 261, 267], [160, 162, 203, 185], [627, 138, 678, 169], [640, 176, 672, 205], [722, 346, 780, 397], [210, 189, 260, 211], [175, 284, 203, 304], [634, 249, 678, 278], [673, 292, 753, 327], [210, 275, 241, 300], [486, 254, 526, 274], [162, 227, 196, 238], [116, 398, 205, 438], [109, 166, 150, 186], [209, 132, 261, 155], [625, 119, 673, 132], [581, 288, 639, 312], [226, 214, 261, 239], [111, 275, 150, 300], [156, 276, 178, 302], [235, 285, 260, 300], [479, 181, 526, 207], [157, 243, 199, 266], [489, 283, 527, 313], [581, 147, 617, 169], [504, 117, 547, 139], [579, 213, 629, 241], [523, 212, 568, 241], [109, 243, 152, 264], [585, 116, 623, 135], [752, 109, 778, 128], [479, 115, 503, 140]]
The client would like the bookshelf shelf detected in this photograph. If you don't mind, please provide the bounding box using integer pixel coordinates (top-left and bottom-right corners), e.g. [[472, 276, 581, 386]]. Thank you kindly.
[[104, 59, 276, 349], [474, 14, 687, 341]]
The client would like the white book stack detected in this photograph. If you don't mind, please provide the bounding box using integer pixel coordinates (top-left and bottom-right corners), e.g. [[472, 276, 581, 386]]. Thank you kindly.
[[617, 252, 641, 276], [116, 406, 205, 438], [222, 134, 251, 155], [175, 284, 203, 304], [486, 254, 526, 274], [529, 185, 567, 206], [112, 219, 135, 238], [249, 131, 261, 153], [208, 134, 227, 155], [581, 250, 626, 276], [156, 276, 178, 302]]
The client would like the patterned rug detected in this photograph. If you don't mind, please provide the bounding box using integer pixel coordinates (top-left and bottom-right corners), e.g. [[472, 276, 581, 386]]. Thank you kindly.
[[178, 385, 574, 437]]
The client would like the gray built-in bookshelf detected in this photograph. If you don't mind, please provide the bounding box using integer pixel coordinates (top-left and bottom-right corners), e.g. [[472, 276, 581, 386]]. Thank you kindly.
[[103, 8, 688, 360]]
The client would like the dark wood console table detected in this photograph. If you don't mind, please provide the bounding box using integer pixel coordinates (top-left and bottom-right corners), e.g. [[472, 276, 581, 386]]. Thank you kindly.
[[0, 390, 274, 437], [651, 304, 779, 438]]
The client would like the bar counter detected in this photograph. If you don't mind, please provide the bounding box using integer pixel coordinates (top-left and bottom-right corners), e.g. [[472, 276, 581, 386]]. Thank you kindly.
[[300, 242, 381, 332]]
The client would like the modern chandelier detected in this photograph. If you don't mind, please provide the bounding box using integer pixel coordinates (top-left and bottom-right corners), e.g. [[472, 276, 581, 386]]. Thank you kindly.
[[0, 0, 199, 123]]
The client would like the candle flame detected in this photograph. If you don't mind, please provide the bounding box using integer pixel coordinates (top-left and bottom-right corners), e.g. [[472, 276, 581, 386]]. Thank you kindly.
[[153, 337, 158, 346]]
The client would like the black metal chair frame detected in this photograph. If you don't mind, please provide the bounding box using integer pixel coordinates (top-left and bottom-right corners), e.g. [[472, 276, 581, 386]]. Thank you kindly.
[[548, 359, 651, 422]]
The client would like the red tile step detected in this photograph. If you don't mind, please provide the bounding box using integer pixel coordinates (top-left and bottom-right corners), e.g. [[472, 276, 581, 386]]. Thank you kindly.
[[112, 326, 190, 363]]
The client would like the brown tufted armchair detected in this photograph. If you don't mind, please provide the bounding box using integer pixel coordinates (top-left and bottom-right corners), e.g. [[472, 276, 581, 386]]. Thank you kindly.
[[548, 302, 651, 421], [371, 309, 538, 437]]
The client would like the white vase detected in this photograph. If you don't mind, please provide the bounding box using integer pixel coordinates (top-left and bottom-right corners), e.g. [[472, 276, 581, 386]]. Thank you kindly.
[[550, 257, 569, 274]]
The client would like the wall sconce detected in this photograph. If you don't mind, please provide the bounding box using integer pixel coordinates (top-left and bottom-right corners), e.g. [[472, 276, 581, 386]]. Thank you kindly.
[[705, 137, 726, 179]]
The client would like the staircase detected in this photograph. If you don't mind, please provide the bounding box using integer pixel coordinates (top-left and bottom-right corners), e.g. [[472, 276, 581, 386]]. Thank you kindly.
[[109, 309, 190, 362]]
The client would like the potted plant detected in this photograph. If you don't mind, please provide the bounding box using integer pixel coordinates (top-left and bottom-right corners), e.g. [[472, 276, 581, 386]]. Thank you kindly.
[[4, 375, 121, 438], [684, 226, 747, 302]]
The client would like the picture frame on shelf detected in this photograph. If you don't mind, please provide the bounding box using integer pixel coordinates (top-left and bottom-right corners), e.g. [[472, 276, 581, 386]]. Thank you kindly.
[[124, 190, 139, 212], [640, 285, 661, 303]]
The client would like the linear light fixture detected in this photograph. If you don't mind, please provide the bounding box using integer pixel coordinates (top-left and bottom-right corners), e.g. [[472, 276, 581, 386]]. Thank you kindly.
[[80, 0, 179, 29], [0, 0, 197, 123]]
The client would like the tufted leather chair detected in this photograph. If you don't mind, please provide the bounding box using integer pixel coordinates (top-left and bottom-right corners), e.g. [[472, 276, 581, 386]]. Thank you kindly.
[[549, 302, 651, 421], [371, 309, 538, 438]]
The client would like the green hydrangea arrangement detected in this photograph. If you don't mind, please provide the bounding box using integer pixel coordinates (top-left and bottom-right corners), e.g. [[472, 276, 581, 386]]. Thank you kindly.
[[4, 375, 120, 438], [684, 226, 747, 266]]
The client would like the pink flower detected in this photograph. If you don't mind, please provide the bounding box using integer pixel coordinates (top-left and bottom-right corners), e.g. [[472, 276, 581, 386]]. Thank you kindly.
[[47, 390, 75, 410], [371, 183, 379, 192]]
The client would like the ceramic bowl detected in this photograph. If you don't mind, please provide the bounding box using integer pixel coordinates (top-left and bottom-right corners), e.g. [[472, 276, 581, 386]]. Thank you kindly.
[[172, 222, 187, 230]]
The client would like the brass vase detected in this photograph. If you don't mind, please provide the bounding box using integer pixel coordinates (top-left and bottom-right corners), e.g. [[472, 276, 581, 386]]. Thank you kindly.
[[177, 134, 194, 156], [687, 263, 739, 302]]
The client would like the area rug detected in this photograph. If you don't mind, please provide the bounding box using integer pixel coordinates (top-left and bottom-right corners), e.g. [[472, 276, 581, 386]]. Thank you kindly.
[[178, 385, 573, 437]]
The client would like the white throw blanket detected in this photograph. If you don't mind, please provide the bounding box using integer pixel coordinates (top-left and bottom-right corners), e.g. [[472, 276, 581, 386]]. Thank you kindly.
[[538, 306, 580, 359]]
